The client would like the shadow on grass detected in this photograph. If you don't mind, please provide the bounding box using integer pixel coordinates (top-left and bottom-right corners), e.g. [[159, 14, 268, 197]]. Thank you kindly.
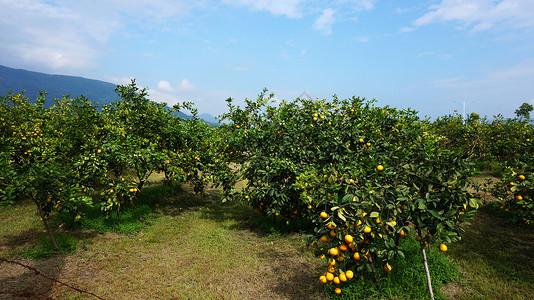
[[0, 256, 66, 299], [451, 206, 534, 285], [453, 207, 534, 284]]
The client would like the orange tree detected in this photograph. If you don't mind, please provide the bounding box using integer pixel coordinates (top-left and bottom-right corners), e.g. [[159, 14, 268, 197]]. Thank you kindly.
[[220, 92, 479, 297], [490, 139, 533, 224], [0, 92, 98, 248]]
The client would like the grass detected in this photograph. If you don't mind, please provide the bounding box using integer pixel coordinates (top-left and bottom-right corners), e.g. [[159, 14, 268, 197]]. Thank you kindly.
[[326, 237, 459, 300], [1, 179, 533, 299]]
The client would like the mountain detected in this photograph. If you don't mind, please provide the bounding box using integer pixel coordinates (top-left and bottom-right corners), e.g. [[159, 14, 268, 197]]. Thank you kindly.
[[0, 65, 119, 107], [0, 65, 222, 123], [199, 113, 219, 124]]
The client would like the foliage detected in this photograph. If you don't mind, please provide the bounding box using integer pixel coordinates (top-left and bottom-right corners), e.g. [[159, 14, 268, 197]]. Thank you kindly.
[[325, 237, 458, 299], [220, 91, 479, 296], [490, 152, 534, 224], [515, 102, 533, 120]]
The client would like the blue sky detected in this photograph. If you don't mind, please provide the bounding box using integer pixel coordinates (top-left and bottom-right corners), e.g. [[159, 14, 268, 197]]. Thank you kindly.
[[1, 0, 533, 119]]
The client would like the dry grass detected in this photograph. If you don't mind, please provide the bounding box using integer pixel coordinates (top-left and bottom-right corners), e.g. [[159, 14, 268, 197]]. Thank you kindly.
[[2, 176, 533, 299], [0, 186, 325, 300]]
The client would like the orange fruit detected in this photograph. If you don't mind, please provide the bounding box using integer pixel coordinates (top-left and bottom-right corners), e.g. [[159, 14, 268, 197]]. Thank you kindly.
[[353, 252, 361, 261], [517, 195, 523, 201], [439, 244, 448, 252], [363, 226, 371, 233], [339, 244, 348, 252], [330, 230, 336, 237], [328, 258, 336, 266], [326, 272, 334, 281], [335, 288, 341, 294], [519, 175, 525, 180], [400, 230, 407, 236], [319, 275, 327, 283], [329, 247, 339, 256], [333, 277, 340, 284], [384, 262, 392, 272], [339, 273, 347, 282], [377, 165, 384, 171], [328, 265, 335, 273], [375, 217, 381, 224], [346, 270, 354, 279], [344, 234, 353, 243], [320, 235, 329, 243], [320, 211, 328, 218]]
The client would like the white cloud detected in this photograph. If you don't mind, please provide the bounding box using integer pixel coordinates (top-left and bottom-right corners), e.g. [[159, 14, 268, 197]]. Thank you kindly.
[[223, 0, 303, 18], [349, 0, 377, 11], [313, 8, 336, 35], [353, 36, 369, 43], [158, 80, 175, 92], [414, 0, 534, 31], [0, 0, 206, 73], [177, 79, 197, 92], [105, 76, 135, 85]]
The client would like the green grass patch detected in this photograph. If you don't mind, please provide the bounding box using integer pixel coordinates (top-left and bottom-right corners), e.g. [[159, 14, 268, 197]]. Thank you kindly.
[[59, 183, 182, 234], [326, 238, 458, 300], [253, 214, 315, 235], [20, 234, 79, 260]]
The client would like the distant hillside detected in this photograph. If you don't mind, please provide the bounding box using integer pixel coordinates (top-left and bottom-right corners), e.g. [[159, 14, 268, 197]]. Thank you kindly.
[[0, 65, 119, 107], [0, 65, 222, 122]]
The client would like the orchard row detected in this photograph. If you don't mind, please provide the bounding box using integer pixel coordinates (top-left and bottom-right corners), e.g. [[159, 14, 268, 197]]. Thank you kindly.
[[1, 82, 532, 296]]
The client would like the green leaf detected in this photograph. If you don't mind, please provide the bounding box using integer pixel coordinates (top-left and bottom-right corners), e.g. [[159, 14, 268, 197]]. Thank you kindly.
[[338, 210, 347, 222], [370, 211, 379, 218]]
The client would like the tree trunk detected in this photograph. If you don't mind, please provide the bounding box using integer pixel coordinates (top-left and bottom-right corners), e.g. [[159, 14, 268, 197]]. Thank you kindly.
[[33, 197, 59, 249], [368, 255, 379, 285]]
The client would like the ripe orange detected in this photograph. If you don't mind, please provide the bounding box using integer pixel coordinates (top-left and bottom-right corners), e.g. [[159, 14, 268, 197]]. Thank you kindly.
[[366, 142, 371, 147], [326, 272, 334, 281], [346, 270, 354, 279], [359, 138, 364, 143], [363, 226, 371, 233], [353, 252, 361, 261], [328, 265, 335, 273], [375, 217, 381, 224], [439, 244, 448, 252], [377, 165, 384, 171], [319, 275, 327, 283], [344, 234, 353, 244], [329, 247, 339, 256], [308, 204, 312, 210], [517, 195, 523, 201], [356, 219, 362, 227], [384, 262, 392, 272], [339, 244, 348, 252], [339, 273, 347, 282], [400, 230, 407, 236], [519, 175, 525, 180], [328, 258, 336, 266], [333, 277, 340, 284], [320, 211, 328, 219], [330, 230, 336, 237], [320, 235, 329, 243], [335, 288, 341, 294]]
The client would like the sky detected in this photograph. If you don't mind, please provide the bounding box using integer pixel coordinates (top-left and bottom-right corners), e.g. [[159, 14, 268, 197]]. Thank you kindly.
[[1, 0, 534, 119]]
